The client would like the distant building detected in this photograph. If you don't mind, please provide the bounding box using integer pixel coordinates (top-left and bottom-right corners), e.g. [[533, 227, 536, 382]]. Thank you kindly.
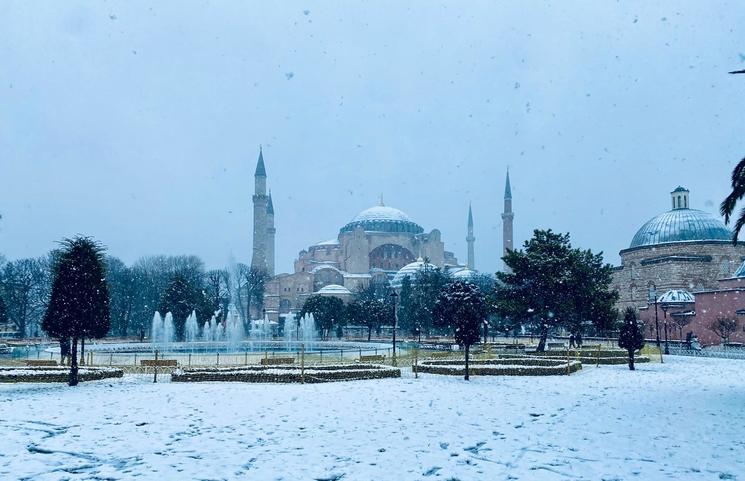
[[251, 154, 512, 324], [612, 186, 745, 345]]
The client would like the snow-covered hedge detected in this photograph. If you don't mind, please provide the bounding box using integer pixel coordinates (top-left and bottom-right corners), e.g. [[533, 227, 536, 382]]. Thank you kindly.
[[0, 366, 124, 383], [415, 358, 582, 376], [171, 364, 401, 383], [529, 349, 630, 358], [508, 352, 650, 365]]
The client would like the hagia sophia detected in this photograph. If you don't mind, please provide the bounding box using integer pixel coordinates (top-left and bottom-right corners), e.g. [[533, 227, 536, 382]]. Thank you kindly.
[[248, 149, 513, 325], [249, 149, 745, 345]]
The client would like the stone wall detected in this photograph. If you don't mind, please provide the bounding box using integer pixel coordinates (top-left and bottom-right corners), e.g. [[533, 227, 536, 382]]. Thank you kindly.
[[612, 241, 745, 311]]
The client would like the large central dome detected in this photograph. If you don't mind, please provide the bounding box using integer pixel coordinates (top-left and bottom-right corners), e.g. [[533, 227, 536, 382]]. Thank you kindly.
[[629, 208, 731, 249], [340, 204, 424, 234]]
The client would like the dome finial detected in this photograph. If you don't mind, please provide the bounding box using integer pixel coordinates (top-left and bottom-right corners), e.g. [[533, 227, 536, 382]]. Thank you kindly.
[[379, 194, 385, 206]]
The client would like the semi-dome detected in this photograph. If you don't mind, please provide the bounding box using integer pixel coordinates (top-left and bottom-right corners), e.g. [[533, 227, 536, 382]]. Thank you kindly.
[[340, 203, 424, 235], [629, 209, 731, 249], [317, 284, 352, 295], [391, 258, 436, 287]]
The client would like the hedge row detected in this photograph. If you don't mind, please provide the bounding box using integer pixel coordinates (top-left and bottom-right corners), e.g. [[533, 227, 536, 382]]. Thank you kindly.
[[415, 359, 582, 376], [529, 349, 631, 358], [171, 364, 401, 383], [0, 367, 124, 383], [500, 353, 650, 365]]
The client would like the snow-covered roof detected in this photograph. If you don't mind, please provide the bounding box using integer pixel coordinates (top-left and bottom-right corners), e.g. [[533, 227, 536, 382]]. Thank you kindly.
[[340, 203, 424, 235], [352, 205, 413, 223], [452, 266, 478, 281], [314, 239, 339, 246], [657, 289, 695, 304], [391, 258, 437, 288], [317, 284, 352, 295], [311, 264, 345, 275]]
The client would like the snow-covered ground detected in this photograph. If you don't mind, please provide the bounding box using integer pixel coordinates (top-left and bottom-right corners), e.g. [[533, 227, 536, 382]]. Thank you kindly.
[[1, 356, 743, 481]]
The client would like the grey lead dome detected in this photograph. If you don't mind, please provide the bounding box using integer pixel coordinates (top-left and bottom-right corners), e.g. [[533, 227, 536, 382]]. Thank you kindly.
[[629, 208, 731, 249]]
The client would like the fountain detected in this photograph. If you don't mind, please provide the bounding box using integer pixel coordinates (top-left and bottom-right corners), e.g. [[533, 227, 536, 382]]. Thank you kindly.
[[226, 306, 245, 350], [150, 311, 175, 352], [284, 313, 317, 347], [184, 311, 199, 343], [162, 312, 175, 352]]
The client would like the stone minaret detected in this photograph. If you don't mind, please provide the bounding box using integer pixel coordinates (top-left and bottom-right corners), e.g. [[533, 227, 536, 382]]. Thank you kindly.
[[501, 170, 514, 270], [251, 147, 269, 272], [466, 203, 475, 270], [266, 191, 276, 276]]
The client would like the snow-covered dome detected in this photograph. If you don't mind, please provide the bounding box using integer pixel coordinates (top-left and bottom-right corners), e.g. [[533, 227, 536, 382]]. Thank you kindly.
[[317, 284, 352, 295], [391, 258, 437, 288], [629, 188, 731, 249], [657, 289, 695, 304], [340, 203, 423, 235], [453, 267, 478, 281]]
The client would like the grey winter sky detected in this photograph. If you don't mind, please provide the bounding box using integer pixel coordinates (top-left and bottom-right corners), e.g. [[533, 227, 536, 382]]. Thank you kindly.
[[2, 1, 745, 274]]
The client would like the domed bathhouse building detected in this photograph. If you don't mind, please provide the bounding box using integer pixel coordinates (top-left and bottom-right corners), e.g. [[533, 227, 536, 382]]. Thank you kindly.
[[263, 201, 461, 323], [612, 187, 745, 346]]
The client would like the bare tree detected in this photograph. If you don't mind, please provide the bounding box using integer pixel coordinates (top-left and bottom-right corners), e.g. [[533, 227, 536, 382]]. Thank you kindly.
[[0, 257, 52, 337], [233, 263, 269, 329], [708, 317, 739, 345]]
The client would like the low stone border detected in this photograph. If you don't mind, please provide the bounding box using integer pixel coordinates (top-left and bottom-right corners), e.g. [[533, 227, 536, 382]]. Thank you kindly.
[[415, 358, 582, 376], [0, 366, 124, 383], [171, 363, 401, 383]]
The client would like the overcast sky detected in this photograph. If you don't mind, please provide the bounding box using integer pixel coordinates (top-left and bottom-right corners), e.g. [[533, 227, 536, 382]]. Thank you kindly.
[[2, 1, 745, 274]]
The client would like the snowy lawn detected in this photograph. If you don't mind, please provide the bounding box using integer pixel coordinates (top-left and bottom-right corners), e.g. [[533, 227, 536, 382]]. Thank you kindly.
[[0, 356, 743, 481]]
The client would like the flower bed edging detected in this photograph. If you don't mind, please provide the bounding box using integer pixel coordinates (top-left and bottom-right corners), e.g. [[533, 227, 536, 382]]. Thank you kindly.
[[171, 364, 401, 383], [0, 366, 124, 383]]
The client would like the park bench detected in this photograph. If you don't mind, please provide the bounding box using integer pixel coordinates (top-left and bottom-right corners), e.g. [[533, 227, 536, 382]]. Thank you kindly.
[[140, 359, 178, 367], [359, 354, 386, 363], [260, 357, 295, 366], [24, 360, 58, 367], [547, 342, 566, 350]]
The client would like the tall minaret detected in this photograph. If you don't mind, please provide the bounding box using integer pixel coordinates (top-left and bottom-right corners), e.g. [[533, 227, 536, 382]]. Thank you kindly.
[[266, 191, 276, 276], [251, 147, 269, 272], [501, 169, 514, 270], [466, 203, 475, 270]]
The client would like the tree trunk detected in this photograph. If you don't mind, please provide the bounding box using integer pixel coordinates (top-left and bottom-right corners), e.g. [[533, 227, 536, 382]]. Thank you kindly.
[[80, 338, 86, 365], [627, 348, 635, 371], [59, 338, 66, 365], [69, 337, 79, 386], [536, 325, 549, 352], [367, 326, 372, 342], [464, 345, 470, 381]]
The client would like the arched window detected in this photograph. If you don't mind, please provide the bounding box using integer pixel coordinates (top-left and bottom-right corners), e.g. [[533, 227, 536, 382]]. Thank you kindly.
[[677, 196, 682, 208]]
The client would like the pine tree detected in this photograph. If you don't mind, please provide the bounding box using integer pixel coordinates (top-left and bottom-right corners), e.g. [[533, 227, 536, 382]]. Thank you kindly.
[[618, 307, 644, 370], [42, 237, 110, 386], [434, 281, 485, 380], [495, 229, 618, 351], [0, 293, 8, 327]]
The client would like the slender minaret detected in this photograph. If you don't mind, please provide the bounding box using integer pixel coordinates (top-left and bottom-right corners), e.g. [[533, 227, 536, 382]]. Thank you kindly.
[[501, 170, 514, 271], [251, 147, 269, 272], [466, 203, 475, 270], [266, 191, 276, 276]]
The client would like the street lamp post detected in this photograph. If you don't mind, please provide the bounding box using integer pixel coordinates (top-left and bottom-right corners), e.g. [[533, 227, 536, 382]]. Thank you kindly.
[[661, 305, 670, 355], [390, 291, 398, 366], [649, 285, 661, 349]]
